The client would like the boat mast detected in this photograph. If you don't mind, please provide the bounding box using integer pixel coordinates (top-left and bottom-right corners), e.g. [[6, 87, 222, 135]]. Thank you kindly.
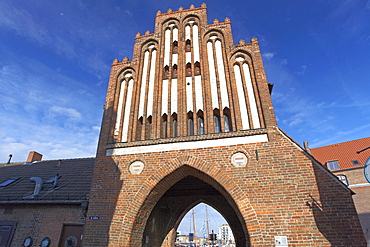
[[192, 208, 197, 245], [206, 205, 210, 245]]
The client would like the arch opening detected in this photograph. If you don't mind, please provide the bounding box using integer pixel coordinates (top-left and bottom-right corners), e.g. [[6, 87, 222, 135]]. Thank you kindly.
[[131, 166, 251, 247], [177, 202, 235, 246]]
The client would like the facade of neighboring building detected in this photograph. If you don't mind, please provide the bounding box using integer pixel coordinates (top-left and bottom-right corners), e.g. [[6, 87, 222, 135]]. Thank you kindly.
[[82, 4, 366, 247], [218, 224, 235, 245], [311, 137, 370, 246], [0, 151, 95, 247]]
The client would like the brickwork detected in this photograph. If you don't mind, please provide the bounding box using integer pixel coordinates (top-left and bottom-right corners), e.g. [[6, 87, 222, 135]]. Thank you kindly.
[[0, 204, 85, 246], [332, 168, 370, 244], [83, 4, 366, 247]]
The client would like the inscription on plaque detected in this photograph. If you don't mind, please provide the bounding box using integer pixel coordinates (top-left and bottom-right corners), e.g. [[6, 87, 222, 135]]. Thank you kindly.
[[231, 152, 248, 167], [129, 161, 145, 174]]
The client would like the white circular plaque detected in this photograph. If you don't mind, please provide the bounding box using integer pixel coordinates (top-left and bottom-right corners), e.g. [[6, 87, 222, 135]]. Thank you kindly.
[[231, 152, 248, 167], [129, 161, 145, 175]]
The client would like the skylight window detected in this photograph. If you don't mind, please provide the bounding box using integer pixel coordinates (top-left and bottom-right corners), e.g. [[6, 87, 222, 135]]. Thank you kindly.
[[0, 177, 19, 187], [352, 160, 361, 166], [327, 161, 339, 170]]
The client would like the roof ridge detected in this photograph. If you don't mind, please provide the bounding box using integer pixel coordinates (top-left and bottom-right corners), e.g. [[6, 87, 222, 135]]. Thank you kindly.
[[312, 136, 370, 150], [37, 157, 96, 162], [0, 157, 95, 166]]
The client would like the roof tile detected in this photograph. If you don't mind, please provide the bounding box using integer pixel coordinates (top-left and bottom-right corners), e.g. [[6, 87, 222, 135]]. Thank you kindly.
[[0, 157, 95, 203], [311, 137, 370, 170]]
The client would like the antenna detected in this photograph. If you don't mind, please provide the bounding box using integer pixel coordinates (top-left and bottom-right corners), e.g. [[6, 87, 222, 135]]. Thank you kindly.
[[357, 146, 370, 154], [7, 154, 12, 164]]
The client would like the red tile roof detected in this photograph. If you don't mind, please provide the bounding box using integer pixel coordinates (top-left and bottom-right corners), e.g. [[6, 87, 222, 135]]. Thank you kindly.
[[311, 137, 370, 170]]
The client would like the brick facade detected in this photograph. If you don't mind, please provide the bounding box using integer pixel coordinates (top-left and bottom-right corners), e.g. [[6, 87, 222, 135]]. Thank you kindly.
[[311, 138, 370, 246], [0, 204, 85, 246], [0, 157, 94, 247], [83, 4, 366, 246]]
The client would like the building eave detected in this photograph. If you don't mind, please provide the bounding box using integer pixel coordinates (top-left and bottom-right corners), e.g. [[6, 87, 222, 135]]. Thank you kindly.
[[276, 127, 354, 195]]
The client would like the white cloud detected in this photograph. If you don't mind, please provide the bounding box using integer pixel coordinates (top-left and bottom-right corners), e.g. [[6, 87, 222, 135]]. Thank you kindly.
[[92, 126, 101, 131], [262, 52, 275, 60], [49, 106, 82, 121], [279, 58, 288, 67], [296, 65, 308, 75], [286, 116, 303, 127], [0, 1, 113, 77], [0, 55, 103, 162]]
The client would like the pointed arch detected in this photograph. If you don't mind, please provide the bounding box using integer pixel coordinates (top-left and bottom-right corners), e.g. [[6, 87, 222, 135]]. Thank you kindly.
[[127, 161, 257, 247]]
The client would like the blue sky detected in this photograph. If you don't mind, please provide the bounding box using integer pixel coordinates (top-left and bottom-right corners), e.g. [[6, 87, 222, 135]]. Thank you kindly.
[[1, 0, 370, 235]]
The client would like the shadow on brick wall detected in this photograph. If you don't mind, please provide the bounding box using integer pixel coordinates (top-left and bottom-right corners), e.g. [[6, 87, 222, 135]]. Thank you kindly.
[[309, 162, 366, 246], [83, 156, 123, 245]]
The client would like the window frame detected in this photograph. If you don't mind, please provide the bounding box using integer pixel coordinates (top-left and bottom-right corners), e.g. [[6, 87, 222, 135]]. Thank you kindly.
[[352, 160, 361, 166], [337, 174, 348, 186], [326, 160, 339, 170]]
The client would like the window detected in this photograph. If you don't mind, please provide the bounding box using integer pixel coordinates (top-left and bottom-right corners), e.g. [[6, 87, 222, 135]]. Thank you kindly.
[[136, 117, 143, 141], [186, 63, 192, 77], [145, 116, 152, 140], [198, 117, 204, 135], [327, 160, 339, 170], [224, 115, 230, 132], [213, 109, 221, 133], [223, 108, 232, 132], [214, 116, 221, 133], [172, 65, 178, 78], [0, 177, 19, 187], [161, 114, 168, 138], [172, 113, 178, 137], [187, 111, 194, 136], [352, 160, 361, 166], [0, 222, 17, 246], [337, 175, 348, 186], [172, 41, 178, 54], [163, 66, 169, 79], [185, 39, 191, 52], [197, 110, 204, 135], [194, 62, 201, 75]]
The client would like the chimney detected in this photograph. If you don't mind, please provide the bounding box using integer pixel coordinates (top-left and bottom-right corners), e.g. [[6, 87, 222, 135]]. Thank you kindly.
[[27, 151, 43, 162], [303, 141, 311, 154]]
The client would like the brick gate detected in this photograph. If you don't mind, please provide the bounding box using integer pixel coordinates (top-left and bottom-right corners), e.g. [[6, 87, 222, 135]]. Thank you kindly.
[[82, 4, 366, 246]]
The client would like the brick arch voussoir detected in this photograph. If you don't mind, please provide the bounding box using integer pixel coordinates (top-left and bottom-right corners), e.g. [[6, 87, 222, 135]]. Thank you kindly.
[[178, 155, 264, 243], [125, 155, 263, 245], [229, 47, 256, 61]]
